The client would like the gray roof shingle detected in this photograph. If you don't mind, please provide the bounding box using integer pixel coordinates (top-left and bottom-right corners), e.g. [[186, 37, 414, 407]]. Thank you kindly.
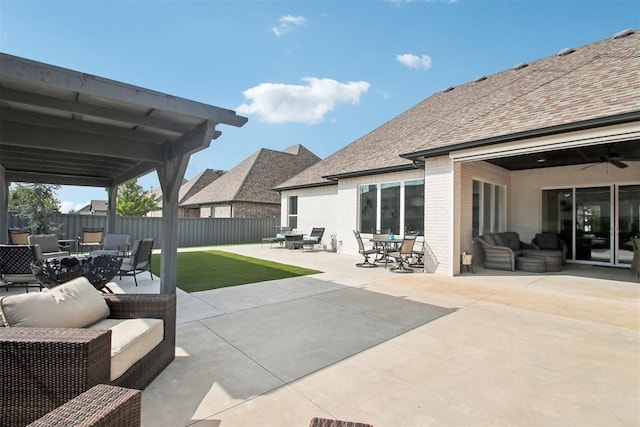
[[276, 29, 639, 190], [181, 144, 320, 205]]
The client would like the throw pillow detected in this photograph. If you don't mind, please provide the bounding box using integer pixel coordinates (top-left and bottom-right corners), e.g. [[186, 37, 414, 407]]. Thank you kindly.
[[0, 276, 110, 328]]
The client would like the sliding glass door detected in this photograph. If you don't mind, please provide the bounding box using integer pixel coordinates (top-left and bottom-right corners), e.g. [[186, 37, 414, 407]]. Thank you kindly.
[[542, 184, 639, 266]]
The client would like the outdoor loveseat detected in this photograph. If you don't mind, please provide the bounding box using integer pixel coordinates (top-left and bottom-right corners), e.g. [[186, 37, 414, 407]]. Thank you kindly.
[[476, 231, 564, 272], [0, 277, 176, 426]]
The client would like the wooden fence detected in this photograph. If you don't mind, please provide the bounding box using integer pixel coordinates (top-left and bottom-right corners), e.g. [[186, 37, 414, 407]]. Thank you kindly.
[[8, 213, 279, 250]]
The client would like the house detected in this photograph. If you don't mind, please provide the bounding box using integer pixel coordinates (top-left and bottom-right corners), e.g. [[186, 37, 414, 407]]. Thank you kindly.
[[146, 170, 225, 217], [275, 29, 640, 276], [78, 200, 108, 215], [181, 144, 320, 218]]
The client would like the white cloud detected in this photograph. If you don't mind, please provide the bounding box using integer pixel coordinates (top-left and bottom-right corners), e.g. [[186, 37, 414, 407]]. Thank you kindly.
[[237, 77, 370, 124], [396, 53, 433, 70], [59, 201, 87, 213], [272, 15, 306, 37]]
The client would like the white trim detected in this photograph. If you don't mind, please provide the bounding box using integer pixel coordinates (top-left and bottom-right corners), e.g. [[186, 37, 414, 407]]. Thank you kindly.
[[449, 122, 640, 163]]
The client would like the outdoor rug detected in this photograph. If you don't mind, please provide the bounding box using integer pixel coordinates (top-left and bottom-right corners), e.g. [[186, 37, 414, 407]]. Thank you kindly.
[[199, 281, 457, 383]]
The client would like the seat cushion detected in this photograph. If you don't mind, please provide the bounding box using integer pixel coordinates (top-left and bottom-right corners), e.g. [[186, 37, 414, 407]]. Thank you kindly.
[[0, 276, 109, 327], [89, 318, 164, 381]]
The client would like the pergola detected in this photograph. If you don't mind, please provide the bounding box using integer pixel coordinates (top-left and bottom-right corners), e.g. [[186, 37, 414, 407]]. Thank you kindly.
[[0, 53, 248, 294]]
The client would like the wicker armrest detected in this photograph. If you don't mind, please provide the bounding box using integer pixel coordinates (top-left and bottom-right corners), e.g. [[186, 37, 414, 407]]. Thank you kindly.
[[0, 328, 112, 426], [28, 384, 141, 427], [103, 294, 176, 390], [103, 294, 176, 329]]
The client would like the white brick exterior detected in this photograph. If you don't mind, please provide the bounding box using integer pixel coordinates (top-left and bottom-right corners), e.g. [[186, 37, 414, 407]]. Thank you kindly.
[[281, 158, 639, 277]]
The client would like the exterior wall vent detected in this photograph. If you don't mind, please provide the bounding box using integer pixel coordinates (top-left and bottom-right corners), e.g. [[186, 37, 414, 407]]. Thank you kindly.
[[557, 47, 576, 56], [613, 29, 635, 39], [442, 86, 455, 93], [473, 75, 487, 83], [512, 62, 529, 70]]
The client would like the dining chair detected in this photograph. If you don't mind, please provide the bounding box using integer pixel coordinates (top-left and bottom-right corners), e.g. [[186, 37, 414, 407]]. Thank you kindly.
[[77, 227, 104, 253], [8, 227, 30, 245], [118, 238, 154, 286], [387, 235, 417, 273], [353, 230, 378, 268]]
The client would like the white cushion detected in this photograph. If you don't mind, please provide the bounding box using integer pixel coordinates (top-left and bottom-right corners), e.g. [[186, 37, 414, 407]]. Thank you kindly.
[[89, 318, 164, 381], [0, 277, 110, 327]]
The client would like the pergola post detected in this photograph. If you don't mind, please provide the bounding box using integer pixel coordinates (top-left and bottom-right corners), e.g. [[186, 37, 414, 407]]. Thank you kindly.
[[106, 186, 118, 234], [157, 155, 190, 295], [0, 166, 8, 244]]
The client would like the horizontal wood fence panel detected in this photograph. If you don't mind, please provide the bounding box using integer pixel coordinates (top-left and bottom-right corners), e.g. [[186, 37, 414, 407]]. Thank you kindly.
[[9, 213, 279, 250]]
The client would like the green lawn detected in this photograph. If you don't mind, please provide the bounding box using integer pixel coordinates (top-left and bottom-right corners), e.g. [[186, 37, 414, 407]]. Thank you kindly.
[[151, 250, 321, 293]]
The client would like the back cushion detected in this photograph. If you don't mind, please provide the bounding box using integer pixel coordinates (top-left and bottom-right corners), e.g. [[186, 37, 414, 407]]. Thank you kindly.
[[536, 233, 559, 249], [483, 234, 496, 245], [0, 277, 110, 327], [499, 232, 521, 250]]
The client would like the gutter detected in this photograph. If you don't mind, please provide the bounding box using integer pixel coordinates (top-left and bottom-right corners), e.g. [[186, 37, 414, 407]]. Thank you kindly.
[[400, 111, 640, 160]]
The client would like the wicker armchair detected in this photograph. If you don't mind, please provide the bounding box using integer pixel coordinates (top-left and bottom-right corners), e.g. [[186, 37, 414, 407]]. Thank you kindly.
[[476, 232, 538, 271], [0, 293, 176, 426]]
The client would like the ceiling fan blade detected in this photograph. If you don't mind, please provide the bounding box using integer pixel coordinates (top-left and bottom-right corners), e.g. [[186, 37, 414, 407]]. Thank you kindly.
[[609, 159, 629, 169], [580, 163, 598, 171]]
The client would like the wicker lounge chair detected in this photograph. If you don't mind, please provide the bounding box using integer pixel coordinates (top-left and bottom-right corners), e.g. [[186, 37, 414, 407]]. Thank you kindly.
[[0, 244, 42, 293], [261, 226, 292, 248], [0, 293, 176, 426]]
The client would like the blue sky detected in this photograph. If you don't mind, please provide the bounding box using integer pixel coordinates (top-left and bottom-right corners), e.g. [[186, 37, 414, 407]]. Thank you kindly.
[[1, 0, 638, 212]]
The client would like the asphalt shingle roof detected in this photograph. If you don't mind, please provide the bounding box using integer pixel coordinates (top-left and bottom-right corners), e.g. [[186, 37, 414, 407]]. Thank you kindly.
[[181, 144, 320, 205], [276, 29, 639, 190]]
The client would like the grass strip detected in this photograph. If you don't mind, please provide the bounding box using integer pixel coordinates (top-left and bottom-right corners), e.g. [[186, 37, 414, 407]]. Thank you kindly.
[[151, 250, 321, 293]]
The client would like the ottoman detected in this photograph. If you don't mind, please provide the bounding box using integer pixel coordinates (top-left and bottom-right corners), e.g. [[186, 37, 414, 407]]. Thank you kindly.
[[28, 384, 141, 427], [516, 256, 546, 273], [522, 249, 563, 272]]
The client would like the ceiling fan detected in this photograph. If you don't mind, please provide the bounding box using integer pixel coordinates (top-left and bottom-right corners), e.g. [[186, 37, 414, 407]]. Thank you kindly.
[[580, 144, 629, 170]]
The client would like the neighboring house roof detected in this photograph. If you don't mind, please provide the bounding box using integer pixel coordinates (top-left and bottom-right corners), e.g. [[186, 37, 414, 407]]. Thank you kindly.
[[78, 200, 108, 214], [152, 171, 225, 209], [276, 29, 640, 190], [181, 144, 320, 206]]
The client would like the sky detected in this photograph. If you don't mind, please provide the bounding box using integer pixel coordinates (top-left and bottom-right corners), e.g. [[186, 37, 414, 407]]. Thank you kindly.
[[1, 0, 638, 212]]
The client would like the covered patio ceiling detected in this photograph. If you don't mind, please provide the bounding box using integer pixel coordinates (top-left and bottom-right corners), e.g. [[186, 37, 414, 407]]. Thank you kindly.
[[0, 53, 248, 294], [0, 53, 247, 187]]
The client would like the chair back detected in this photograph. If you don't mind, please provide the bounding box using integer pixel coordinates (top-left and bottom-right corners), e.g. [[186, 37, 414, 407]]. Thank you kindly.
[[0, 245, 35, 275], [310, 227, 325, 240], [81, 227, 104, 244], [28, 234, 60, 253], [102, 234, 130, 252], [353, 230, 365, 252], [133, 238, 154, 269], [399, 235, 417, 255], [8, 228, 30, 245]]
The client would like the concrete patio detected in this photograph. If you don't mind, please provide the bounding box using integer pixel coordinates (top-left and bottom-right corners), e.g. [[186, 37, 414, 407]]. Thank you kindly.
[[4, 245, 638, 426]]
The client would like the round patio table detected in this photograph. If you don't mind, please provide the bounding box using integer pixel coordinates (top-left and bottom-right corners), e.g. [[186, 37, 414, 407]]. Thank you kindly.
[[32, 255, 122, 293]]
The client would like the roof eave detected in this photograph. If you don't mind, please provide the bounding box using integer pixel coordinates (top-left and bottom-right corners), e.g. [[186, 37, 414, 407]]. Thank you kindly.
[[400, 111, 640, 160]]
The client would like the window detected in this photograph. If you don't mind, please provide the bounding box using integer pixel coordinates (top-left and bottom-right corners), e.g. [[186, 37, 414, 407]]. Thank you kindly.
[[472, 180, 505, 237], [404, 180, 425, 234], [288, 196, 298, 229], [358, 179, 424, 235], [359, 185, 377, 233]]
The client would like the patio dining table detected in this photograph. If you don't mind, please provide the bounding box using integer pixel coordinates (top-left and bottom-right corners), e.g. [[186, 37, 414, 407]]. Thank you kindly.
[[370, 236, 402, 266]]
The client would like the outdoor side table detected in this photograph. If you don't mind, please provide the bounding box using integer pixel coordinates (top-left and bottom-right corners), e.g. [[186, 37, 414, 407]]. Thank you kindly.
[[460, 252, 474, 273]]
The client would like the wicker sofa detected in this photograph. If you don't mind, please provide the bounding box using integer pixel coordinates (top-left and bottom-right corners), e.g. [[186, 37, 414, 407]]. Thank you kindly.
[[0, 279, 176, 426], [476, 231, 563, 272]]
